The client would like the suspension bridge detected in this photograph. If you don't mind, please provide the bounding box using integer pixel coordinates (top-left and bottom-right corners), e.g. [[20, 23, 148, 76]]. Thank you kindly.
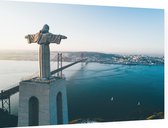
[[0, 53, 87, 114]]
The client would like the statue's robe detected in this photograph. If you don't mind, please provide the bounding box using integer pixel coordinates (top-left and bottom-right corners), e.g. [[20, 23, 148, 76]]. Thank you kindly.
[[26, 32, 63, 80]]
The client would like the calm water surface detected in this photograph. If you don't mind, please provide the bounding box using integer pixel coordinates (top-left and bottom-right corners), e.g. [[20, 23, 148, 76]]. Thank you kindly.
[[0, 60, 164, 122], [67, 63, 164, 121]]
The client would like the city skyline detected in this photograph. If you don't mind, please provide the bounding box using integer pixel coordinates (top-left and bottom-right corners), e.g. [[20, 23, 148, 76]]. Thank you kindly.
[[0, 1, 164, 56]]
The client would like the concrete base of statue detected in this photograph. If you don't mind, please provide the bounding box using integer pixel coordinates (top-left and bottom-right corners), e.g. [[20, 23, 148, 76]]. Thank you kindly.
[[18, 77, 69, 126]]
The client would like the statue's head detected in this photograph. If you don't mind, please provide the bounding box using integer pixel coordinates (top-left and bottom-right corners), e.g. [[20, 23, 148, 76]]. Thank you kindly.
[[41, 24, 49, 33]]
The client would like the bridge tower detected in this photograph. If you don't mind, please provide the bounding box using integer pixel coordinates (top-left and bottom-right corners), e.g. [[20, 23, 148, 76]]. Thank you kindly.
[[57, 53, 63, 78], [18, 25, 68, 126], [0, 90, 11, 114]]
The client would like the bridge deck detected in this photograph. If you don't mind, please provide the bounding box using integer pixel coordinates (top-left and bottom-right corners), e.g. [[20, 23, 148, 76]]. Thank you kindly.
[[51, 59, 86, 75], [0, 59, 86, 100], [0, 86, 19, 99]]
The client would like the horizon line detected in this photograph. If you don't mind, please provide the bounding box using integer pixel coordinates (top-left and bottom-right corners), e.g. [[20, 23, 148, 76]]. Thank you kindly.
[[0, 49, 164, 57]]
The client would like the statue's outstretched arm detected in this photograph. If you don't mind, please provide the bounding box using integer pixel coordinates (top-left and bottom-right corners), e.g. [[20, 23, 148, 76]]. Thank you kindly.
[[60, 35, 67, 39], [48, 33, 67, 44], [25, 35, 28, 39], [25, 32, 41, 44]]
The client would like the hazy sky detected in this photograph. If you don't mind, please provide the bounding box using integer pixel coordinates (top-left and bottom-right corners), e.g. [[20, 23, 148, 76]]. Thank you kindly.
[[0, 1, 164, 55]]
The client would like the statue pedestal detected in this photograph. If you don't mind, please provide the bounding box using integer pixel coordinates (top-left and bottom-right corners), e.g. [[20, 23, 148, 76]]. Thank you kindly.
[[18, 78, 69, 126]]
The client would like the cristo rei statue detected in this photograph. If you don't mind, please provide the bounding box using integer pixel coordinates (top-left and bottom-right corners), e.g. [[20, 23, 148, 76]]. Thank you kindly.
[[25, 24, 67, 80]]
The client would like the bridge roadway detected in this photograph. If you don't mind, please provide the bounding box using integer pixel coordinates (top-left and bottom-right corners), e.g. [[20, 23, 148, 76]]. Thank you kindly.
[[0, 59, 86, 100]]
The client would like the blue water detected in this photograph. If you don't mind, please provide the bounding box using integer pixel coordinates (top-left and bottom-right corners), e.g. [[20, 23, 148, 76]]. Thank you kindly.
[[66, 63, 164, 121], [0, 60, 164, 122]]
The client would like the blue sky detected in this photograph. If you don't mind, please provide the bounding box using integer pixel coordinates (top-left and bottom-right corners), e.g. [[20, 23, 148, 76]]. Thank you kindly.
[[0, 1, 164, 55]]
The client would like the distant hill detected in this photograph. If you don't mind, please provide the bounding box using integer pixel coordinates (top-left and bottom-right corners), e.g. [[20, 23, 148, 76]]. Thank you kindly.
[[0, 50, 164, 65], [0, 50, 120, 61], [0, 50, 38, 61]]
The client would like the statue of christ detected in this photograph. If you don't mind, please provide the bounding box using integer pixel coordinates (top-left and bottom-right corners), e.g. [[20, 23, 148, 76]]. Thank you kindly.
[[25, 24, 67, 80]]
